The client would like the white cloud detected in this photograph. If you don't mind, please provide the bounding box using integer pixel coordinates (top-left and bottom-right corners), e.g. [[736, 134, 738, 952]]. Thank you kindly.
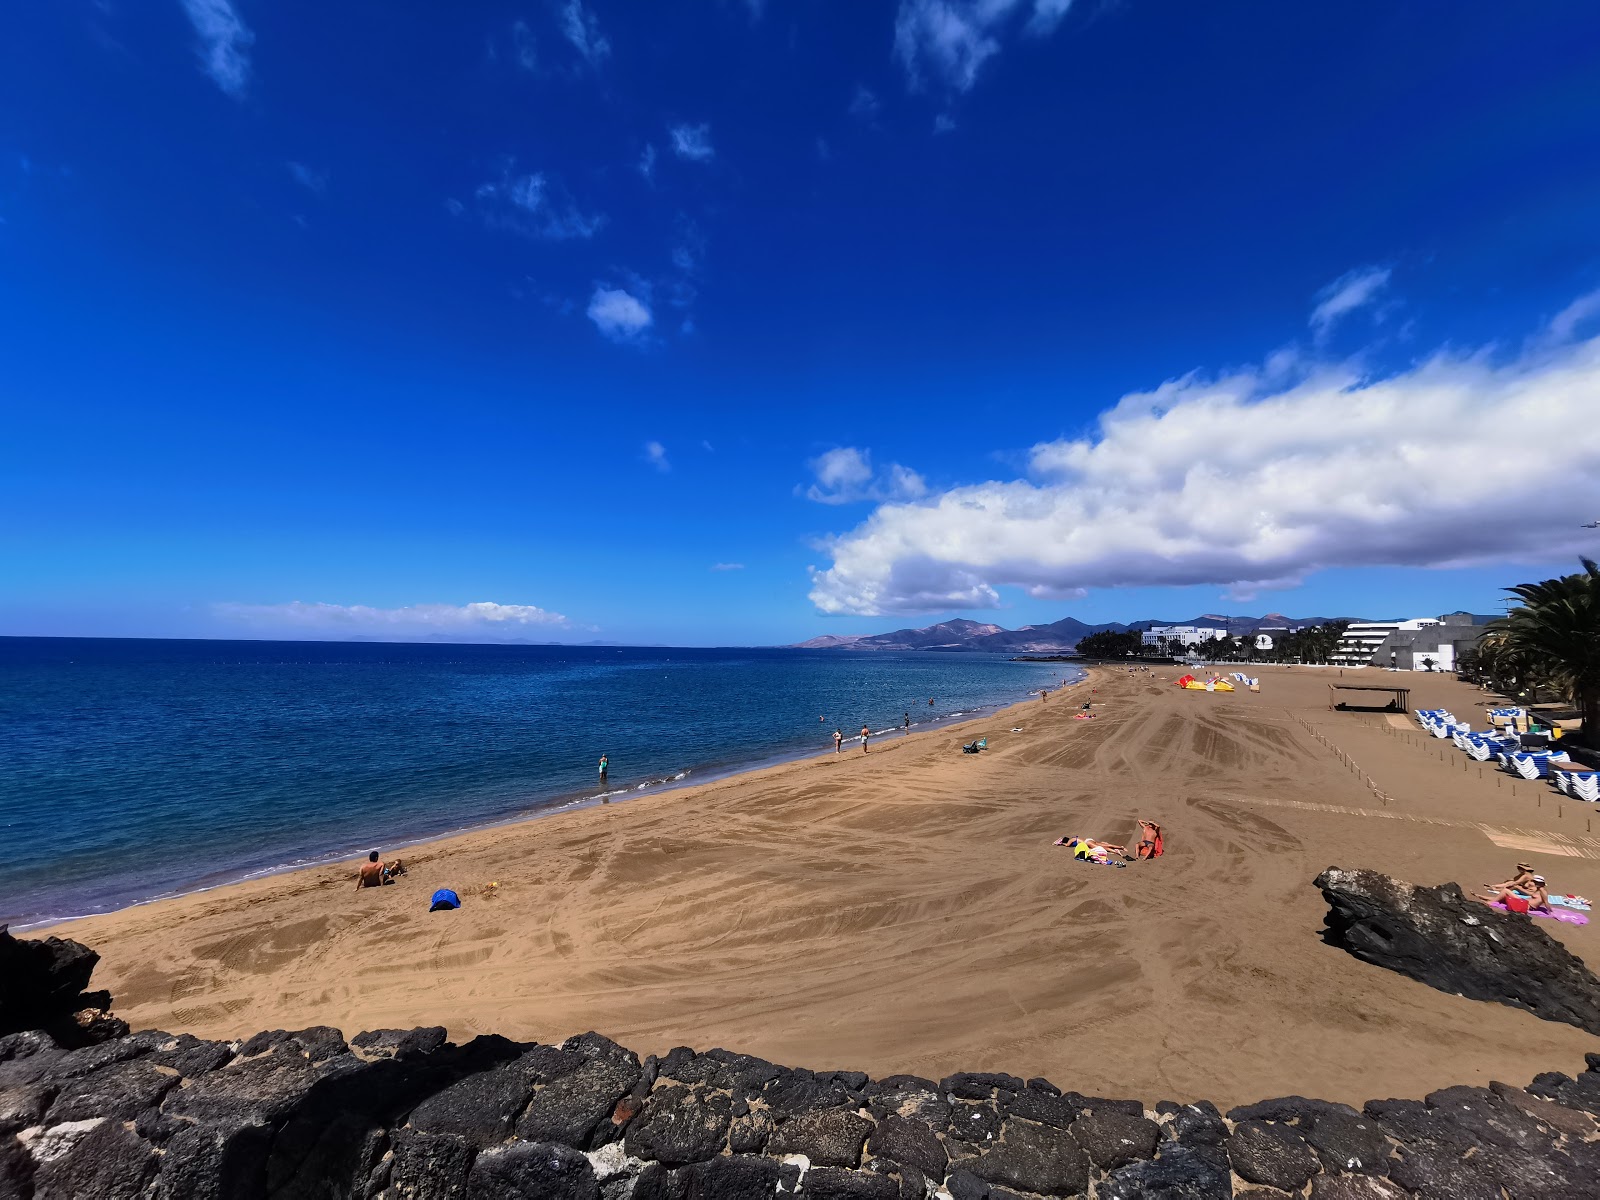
[[934, 113, 957, 134], [1310, 265, 1392, 338], [287, 162, 326, 193], [644, 440, 670, 471], [179, 0, 254, 98], [215, 600, 571, 637], [805, 447, 928, 505], [711, 562, 745, 571], [808, 299, 1600, 615], [893, 0, 1071, 94], [512, 19, 538, 71], [669, 123, 714, 162], [638, 144, 657, 182], [472, 164, 604, 240], [588, 286, 653, 342], [560, 0, 611, 64]]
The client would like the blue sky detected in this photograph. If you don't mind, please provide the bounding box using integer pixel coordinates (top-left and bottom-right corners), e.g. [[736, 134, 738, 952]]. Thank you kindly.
[[5, 1, 1600, 645]]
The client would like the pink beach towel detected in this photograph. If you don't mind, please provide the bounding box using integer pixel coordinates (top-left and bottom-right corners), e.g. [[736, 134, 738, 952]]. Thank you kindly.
[[1489, 901, 1588, 926]]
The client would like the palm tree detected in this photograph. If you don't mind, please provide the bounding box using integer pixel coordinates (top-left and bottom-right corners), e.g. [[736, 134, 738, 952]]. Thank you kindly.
[[1488, 559, 1600, 744]]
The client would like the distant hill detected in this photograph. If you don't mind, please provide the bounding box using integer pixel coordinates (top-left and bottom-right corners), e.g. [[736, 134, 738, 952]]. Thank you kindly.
[[792, 612, 1362, 653]]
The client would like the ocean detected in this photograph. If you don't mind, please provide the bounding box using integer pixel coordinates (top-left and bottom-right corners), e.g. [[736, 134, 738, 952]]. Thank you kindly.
[[0, 638, 1080, 928]]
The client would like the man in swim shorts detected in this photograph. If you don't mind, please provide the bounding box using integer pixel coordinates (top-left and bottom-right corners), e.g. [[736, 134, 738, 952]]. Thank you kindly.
[[356, 850, 403, 890], [860, 724, 870, 752]]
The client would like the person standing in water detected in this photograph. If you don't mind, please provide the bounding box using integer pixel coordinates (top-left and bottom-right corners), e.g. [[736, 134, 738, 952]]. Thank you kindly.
[[904, 712, 910, 734], [598, 753, 609, 785], [833, 728, 843, 753], [860, 724, 870, 753]]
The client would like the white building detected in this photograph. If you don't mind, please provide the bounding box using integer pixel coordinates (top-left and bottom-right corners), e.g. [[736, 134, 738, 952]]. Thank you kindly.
[[1141, 624, 1229, 649], [1330, 618, 1440, 667]]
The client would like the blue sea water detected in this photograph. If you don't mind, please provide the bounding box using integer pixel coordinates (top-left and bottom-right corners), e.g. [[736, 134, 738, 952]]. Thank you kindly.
[[0, 638, 1080, 928]]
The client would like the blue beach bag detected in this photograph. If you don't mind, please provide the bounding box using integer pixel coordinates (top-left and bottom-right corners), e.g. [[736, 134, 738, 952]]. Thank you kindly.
[[429, 888, 461, 912]]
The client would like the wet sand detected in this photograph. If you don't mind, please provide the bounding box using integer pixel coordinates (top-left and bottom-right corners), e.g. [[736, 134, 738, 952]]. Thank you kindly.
[[52, 666, 1600, 1107]]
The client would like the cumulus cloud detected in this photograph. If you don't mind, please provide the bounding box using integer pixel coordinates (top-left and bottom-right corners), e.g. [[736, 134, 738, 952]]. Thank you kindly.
[[644, 440, 670, 471], [711, 562, 745, 571], [588, 286, 653, 342], [559, 0, 611, 64], [179, 0, 254, 98], [669, 123, 714, 162], [805, 448, 928, 505], [893, 0, 1071, 94], [807, 300, 1600, 615], [472, 164, 604, 241], [1310, 265, 1392, 338], [215, 600, 571, 637]]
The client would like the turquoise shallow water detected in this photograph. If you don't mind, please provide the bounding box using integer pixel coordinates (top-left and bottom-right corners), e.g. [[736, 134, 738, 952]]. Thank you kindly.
[[0, 638, 1080, 927]]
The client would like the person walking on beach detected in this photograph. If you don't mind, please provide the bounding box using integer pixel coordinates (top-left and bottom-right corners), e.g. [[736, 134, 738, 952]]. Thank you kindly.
[[860, 724, 870, 753], [904, 712, 910, 734], [598, 753, 609, 785], [833, 728, 843, 753]]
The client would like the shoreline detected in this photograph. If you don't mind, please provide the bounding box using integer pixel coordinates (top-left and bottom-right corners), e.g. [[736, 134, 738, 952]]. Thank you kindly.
[[26, 670, 1088, 934], [51, 663, 1598, 1108]]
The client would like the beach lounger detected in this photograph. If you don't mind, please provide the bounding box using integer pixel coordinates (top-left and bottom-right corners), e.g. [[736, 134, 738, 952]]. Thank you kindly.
[[1574, 773, 1600, 803]]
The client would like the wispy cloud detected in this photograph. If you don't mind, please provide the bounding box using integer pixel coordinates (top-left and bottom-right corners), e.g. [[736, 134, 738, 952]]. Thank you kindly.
[[669, 123, 715, 163], [711, 562, 745, 571], [644, 440, 670, 471], [893, 0, 1072, 94], [934, 113, 957, 134], [287, 162, 326, 194], [560, 0, 611, 65], [638, 144, 657, 182], [512, 19, 539, 71], [808, 293, 1600, 615], [850, 85, 882, 122], [215, 600, 572, 639], [179, 0, 254, 99], [1310, 265, 1392, 339], [470, 163, 605, 241], [589, 286, 653, 342], [804, 447, 928, 505]]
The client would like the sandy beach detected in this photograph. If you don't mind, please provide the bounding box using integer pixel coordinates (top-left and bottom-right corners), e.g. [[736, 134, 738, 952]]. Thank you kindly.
[[52, 665, 1600, 1108]]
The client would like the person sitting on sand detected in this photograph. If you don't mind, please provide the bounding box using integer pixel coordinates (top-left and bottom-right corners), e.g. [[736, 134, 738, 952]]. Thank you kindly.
[[1131, 820, 1164, 860], [356, 850, 404, 890], [1479, 876, 1549, 915], [1488, 862, 1537, 893]]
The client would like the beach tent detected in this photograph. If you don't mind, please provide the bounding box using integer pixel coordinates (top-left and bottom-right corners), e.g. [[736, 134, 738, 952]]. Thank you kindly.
[[1175, 674, 1197, 688]]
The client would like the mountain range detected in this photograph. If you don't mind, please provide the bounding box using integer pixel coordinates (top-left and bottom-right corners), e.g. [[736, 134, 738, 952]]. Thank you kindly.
[[792, 613, 1359, 654]]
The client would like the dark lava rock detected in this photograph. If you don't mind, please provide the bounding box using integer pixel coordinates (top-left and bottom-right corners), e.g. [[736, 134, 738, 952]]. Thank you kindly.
[[351, 1025, 449, 1061], [1157, 1099, 1227, 1147], [0, 1085, 53, 1136], [946, 1099, 1004, 1147], [1299, 1109, 1392, 1176], [624, 1084, 732, 1166], [408, 1060, 537, 1146], [1315, 866, 1600, 1034], [944, 1168, 992, 1200], [163, 1046, 364, 1127], [1422, 1084, 1562, 1153], [30, 1118, 158, 1200], [869, 1078, 951, 1128], [866, 1113, 947, 1178], [968, 1117, 1088, 1196], [1307, 1176, 1408, 1200], [684, 1049, 781, 1097], [0, 928, 101, 1038], [1226, 1119, 1320, 1191], [1227, 1095, 1360, 1123], [466, 1139, 599, 1199], [1063, 1092, 1144, 1119], [1489, 1081, 1597, 1138], [156, 1121, 275, 1200], [766, 1107, 872, 1168], [864, 1155, 926, 1200], [44, 1056, 179, 1123], [764, 1070, 852, 1119], [148, 1032, 235, 1078], [1006, 1085, 1077, 1129], [803, 1165, 901, 1199], [1071, 1109, 1160, 1169], [516, 1049, 640, 1149], [728, 1108, 772, 1154], [0, 1133, 34, 1200], [943, 1072, 1025, 1100], [634, 1153, 784, 1200], [387, 1125, 477, 1198], [1099, 1142, 1232, 1199], [1529, 1068, 1600, 1117]]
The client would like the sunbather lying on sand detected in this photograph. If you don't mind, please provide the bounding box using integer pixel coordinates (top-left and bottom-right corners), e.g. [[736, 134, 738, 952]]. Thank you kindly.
[[1054, 836, 1127, 863]]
